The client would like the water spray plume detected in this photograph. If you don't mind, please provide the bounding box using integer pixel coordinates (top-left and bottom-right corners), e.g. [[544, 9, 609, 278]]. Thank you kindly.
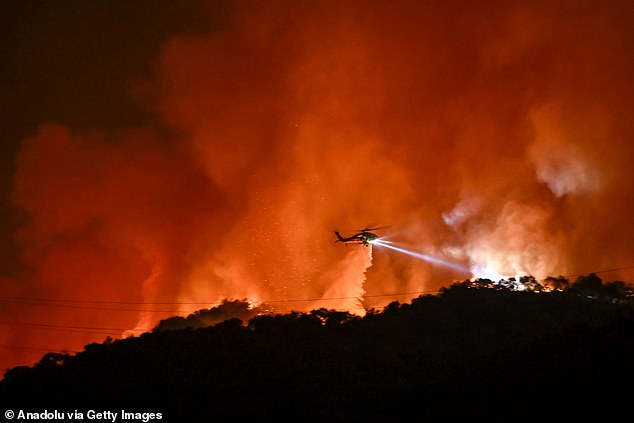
[[321, 245, 373, 315], [372, 240, 471, 275]]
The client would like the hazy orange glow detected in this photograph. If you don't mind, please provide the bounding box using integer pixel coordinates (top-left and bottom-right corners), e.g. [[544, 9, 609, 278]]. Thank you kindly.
[[2, 1, 634, 372]]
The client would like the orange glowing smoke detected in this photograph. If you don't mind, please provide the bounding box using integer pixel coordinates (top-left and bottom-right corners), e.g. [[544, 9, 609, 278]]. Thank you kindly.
[[2, 1, 634, 372]]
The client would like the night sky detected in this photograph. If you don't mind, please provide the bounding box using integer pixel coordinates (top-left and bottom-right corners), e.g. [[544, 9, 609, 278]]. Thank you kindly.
[[2, 0, 634, 372]]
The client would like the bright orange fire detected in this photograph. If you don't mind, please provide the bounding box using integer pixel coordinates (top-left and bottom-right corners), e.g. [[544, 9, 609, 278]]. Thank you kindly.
[[2, 1, 634, 373]]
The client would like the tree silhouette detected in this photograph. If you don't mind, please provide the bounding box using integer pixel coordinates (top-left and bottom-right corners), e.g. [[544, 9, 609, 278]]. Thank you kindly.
[[570, 273, 604, 298], [544, 275, 570, 291]]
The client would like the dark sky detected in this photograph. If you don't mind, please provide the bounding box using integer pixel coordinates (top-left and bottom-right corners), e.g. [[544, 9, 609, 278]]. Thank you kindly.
[[2, 0, 634, 373]]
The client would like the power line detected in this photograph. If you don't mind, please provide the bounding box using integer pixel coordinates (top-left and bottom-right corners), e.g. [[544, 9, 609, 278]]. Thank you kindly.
[[0, 289, 441, 307], [0, 265, 631, 352], [2, 264, 631, 308], [0, 265, 631, 308], [0, 321, 150, 333], [0, 298, 218, 305], [365, 290, 440, 298], [561, 265, 634, 278], [0, 344, 81, 354], [1, 271, 630, 363], [3, 300, 203, 314]]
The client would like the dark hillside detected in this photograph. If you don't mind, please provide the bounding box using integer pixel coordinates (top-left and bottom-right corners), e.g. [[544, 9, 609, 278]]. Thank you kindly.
[[2, 284, 633, 420]]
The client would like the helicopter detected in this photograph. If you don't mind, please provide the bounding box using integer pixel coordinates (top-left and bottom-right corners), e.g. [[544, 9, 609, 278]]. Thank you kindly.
[[334, 227, 386, 246]]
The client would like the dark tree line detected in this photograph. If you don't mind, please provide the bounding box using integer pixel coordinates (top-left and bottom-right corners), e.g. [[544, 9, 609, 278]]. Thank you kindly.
[[156, 274, 632, 334], [462, 273, 632, 300], [1, 277, 633, 420]]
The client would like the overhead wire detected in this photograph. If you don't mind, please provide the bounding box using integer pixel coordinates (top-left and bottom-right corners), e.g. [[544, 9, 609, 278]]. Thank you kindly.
[[0, 289, 440, 306], [0, 266, 631, 321], [0, 344, 81, 354], [559, 264, 634, 279], [2, 300, 201, 314], [0, 320, 150, 334], [1, 265, 632, 359], [0, 290, 435, 355], [2, 264, 632, 308]]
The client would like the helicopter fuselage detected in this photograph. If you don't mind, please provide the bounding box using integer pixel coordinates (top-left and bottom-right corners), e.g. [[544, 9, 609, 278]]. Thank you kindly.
[[335, 230, 379, 246]]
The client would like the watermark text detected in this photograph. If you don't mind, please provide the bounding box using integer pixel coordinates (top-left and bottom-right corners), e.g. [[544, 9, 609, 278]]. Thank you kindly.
[[3, 409, 162, 422]]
